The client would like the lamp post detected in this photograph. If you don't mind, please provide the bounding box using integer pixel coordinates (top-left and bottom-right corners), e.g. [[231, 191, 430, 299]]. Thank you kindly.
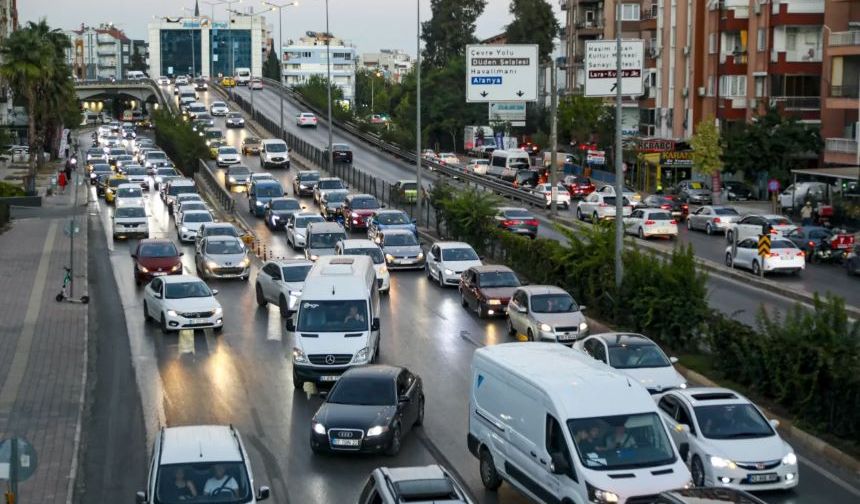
[[263, 1, 299, 137]]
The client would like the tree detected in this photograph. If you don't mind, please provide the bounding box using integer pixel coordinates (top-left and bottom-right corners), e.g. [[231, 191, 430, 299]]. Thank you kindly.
[[421, 0, 487, 68], [505, 0, 560, 63], [722, 108, 822, 184], [262, 49, 281, 81], [690, 116, 724, 202]]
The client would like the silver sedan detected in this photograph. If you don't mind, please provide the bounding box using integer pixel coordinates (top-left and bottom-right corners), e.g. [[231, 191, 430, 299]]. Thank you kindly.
[[686, 205, 741, 235]]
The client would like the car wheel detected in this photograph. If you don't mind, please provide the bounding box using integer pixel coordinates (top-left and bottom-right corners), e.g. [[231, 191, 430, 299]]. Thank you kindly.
[[480, 448, 503, 491], [752, 260, 761, 276], [638, 227, 645, 239], [576, 208, 584, 221], [691, 456, 706, 487], [160, 314, 169, 334], [143, 301, 150, 322], [506, 318, 516, 337], [527, 329, 534, 342], [415, 396, 425, 426], [279, 295, 289, 318], [385, 425, 402, 456], [292, 368, 304, 389], [255, 284, 266, 307], [705, 223, 714, 236], [686, 219, 692, 231], [725, 253, 733, 268]]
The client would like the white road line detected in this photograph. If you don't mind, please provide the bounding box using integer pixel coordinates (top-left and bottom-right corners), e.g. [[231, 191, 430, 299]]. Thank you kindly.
[[798, 454, 860, 498]]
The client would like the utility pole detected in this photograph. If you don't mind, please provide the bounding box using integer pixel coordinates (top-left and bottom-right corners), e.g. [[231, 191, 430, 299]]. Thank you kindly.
[[415, 0, 423, 226], [325, 0, 334, 171], [613, 2, 624, 290], [549, 60, 558, 215]]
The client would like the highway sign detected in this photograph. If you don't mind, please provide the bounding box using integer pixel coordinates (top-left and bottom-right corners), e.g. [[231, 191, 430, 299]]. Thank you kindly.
[[585, 40, 644, 97], [489, 102, 526, 126], [466, 44, 539, 103], [758, 234, 771, 257]]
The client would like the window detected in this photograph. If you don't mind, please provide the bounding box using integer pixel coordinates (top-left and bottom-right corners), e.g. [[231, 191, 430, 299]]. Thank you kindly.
[[546, 415, 577, 481], [621, 4, 640, 21], [757, 28, 766, 52]]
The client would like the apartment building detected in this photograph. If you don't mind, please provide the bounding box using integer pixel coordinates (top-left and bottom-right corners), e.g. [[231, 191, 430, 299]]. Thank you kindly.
[[359, 49, 413, 83], [66, 23, 131, 80], [821, 0, 860, 166], [282, 33, 356, 104]]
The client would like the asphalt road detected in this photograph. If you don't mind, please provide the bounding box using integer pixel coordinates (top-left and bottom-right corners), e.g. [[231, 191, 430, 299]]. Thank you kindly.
[[81, 97, 860, 504]]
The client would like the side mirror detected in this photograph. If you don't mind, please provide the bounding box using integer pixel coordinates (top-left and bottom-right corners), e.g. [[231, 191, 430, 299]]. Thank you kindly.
[[549, 453, 570, 475], [135, 491, 147, 504], [211, 289, 219, 296], [256, 486, 271, 501], [371, 318, 380, 331], [769, 419, 780, 429], [285, 318, 296, 331], [678, 442, 690, 462], [669, 356, 679, 364]]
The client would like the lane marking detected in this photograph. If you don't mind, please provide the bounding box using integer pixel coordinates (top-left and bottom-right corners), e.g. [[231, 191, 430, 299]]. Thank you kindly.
[[0, 221, 58, 417]]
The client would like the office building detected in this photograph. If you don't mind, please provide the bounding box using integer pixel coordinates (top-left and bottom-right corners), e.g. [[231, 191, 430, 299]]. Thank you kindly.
[[148, 12, 268, 78], [65, 23, 130, 80], [282, 32, 356, 104], [359, 49, 413, 83]]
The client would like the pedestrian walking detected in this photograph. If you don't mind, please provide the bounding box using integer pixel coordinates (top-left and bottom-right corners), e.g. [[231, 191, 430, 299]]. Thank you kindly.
[[800, 201, 813, 226], [57, 170, 68, 194]]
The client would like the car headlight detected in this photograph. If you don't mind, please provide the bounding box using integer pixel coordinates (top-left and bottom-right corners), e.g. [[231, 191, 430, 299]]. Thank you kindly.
[[540, 323, 552, 332], [782, 452, 797, 465], [579, 321, 588, 331], [366, 425, 389, 437], [587, 481, 619, 503], [444, 268, 454, 275], [166, 309, 178, 317], [206, 260, 218, 269], [240, 258, 250, 267], [352, 347, 370, 363], [710, 456, 737, 469], [292, 346, 307, 362], [487, 299, 502, 305], [385, 254, 395, 263], [312, 421, 326, 435]]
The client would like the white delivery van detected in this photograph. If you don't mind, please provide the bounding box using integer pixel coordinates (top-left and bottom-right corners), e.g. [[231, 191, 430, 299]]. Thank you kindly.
[[235, 67, 252, 85], [487, 150, 531, 181], [469, 343, 691, 504], [286, 255, 381, 388]]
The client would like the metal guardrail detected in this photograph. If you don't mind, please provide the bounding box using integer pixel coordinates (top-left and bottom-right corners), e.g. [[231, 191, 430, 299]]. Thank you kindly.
[[245, 78, 545, 208], [195, 159, 235, 214]]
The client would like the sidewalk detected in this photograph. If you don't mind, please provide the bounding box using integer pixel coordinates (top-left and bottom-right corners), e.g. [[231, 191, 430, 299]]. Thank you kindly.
[[0, 176, 88, 503]]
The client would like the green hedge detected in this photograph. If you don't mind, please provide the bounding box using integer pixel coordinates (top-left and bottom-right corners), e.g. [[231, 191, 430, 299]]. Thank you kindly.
[[152, 110, 207, 176], [432, 183, 860, 444]]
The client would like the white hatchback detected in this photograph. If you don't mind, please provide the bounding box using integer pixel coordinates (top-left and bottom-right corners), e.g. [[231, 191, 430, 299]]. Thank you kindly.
[[143, 274, 223, 333], [625, 208, 678, 239]]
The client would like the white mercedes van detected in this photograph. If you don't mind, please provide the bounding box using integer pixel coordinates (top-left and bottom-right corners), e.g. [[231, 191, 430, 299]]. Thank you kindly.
[[287, 255, 381, 389], [468, 343, 691, 504]]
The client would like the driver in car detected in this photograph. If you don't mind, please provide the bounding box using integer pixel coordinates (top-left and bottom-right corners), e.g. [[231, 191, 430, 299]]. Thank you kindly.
[[203, 464, 239, 496]]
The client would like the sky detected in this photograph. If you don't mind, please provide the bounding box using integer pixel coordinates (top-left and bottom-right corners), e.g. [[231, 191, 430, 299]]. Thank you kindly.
[[20, 0, 563, 57]]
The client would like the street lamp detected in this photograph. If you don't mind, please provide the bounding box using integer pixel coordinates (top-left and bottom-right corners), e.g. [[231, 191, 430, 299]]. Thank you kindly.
[[263, 1, 299, 137]]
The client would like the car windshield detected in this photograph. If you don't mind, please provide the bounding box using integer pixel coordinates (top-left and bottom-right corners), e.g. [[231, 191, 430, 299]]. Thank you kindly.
[[266, 142, 287, 153], [228, 167, 250, 176], [503, 209, 532, 219], [384, 233, 418, 246], [295, 216, 325, 229], [569, 413, 676, 470], [164, 281, 212, 299], [319, 179, 344, 190], [255, 184, 283, 198], [205, 226, 239, 238], [530, 293, 577, 313], [139, 242, 177, 257], [377, 212, 410, 225], [327, 375, 394, 406], [296, 300, 369, 332], [115, 206, 145, 218], [351, 197, 380, 210], [344, 247, 385, 264], [282, 265, 312, 282], [183, 213, 212, 223], [768, 217, 791, 226], [325, 192, 347, 204], [608, 343, 671, 369], [219, 147, 238, 155], [478, 271, 520, 288], [309, 231, 346, 248], [266, 200, 299, 213], [117, 187, 142, 198], [206, 240, 244, 255], [714, 208, 739, 216], [647, 212, 673, 221], [694, 404, 774, 440], [154, 462, 251, 504], [441, 247, 478, 261]]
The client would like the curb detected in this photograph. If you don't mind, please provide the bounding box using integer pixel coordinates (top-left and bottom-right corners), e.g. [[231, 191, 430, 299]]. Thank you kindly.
[[678, 365, 860, 476]]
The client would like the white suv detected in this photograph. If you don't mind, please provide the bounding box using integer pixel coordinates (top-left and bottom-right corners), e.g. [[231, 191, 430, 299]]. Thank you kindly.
[[260, 139, 290, 169], [136, 425, 270, 504]]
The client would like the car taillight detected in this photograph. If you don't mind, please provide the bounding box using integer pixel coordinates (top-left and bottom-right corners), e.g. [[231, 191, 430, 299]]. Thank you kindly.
[[713, 217, 721, 223], [644, 220, 656, 225], [526, 219, 539, 226]]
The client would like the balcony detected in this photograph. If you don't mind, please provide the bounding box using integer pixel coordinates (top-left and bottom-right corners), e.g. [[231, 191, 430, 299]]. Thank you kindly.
[[824, 138, 859, 165], [829, 31, 860, 47]]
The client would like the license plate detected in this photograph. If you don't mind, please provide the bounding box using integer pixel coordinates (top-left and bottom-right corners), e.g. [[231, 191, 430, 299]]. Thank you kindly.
[[319, 375, 339, 382], [749, 473, 778, 483], [331, 438, 360, 447]]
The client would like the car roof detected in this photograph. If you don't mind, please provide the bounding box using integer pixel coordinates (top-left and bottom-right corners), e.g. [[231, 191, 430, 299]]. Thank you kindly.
[[589, 332, 655, 347], [517, 285, 568, 296], [470, 265, 513, 273], [671, 387, 750, 407], [160, 425, 243, 465]]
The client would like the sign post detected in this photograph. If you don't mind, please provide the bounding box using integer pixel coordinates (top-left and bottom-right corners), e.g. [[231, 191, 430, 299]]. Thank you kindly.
[[466, 45, 539, 103], [757, 234, 772, 278]]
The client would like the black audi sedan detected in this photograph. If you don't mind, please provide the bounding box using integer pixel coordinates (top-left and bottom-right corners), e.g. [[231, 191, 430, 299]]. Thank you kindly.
[[310, 365, 424, 456]]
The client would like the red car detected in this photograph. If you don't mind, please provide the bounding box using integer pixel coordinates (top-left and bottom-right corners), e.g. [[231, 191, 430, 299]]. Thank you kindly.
[[131, 239, 183, 285], [563, 175, 596, 198], [342, 193, 381, 232]]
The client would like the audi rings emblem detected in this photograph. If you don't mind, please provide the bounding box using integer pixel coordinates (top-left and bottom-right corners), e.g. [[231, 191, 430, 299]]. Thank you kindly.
[[325, 354, 336, 365]]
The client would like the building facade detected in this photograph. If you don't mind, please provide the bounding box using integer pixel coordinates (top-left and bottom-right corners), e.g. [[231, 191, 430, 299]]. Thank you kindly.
[[359, 49, 413, 83], [65, 23, 131, 80], [282, 33, 356, 104], [148, 13, 267, 78]]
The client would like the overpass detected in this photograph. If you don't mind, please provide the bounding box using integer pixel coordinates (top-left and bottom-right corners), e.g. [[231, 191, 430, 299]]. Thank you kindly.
[[73, 79, 174, 112]]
